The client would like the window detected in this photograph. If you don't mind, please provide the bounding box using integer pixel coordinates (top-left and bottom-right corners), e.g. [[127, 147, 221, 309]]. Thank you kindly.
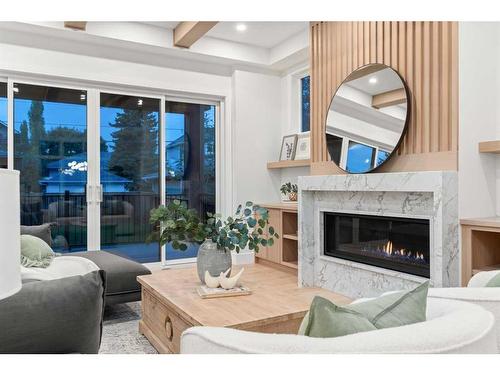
[[100, 93, 161, 263], [0, 82, 6, 168], [14, 83, 88, 251], [376, 149, 390, 166], [326, 133, 343, 165], [346, 140, 376, 173], [165, 100, 216, 261], [300, 75, 310, 132]]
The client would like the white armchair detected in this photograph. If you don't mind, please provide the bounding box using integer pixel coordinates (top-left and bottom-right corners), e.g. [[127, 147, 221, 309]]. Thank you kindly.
[[428, 270, 500, 351], [181, 298, 497, 354]]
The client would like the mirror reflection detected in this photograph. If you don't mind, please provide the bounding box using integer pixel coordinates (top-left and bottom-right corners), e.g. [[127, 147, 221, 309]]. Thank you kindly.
[[326, 63, 409, 173]]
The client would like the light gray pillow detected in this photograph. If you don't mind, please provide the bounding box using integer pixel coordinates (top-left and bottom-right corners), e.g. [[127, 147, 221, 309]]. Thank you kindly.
[[20, 234, 56, 268]]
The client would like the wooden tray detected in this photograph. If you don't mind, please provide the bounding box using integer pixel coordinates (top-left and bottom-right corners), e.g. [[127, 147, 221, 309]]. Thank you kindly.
[[196, 285, 252, 299]]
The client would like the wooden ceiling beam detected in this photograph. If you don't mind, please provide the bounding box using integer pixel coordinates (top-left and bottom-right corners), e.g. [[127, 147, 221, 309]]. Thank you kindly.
[[173, 21, 218, 48], [372, 88, 406, 109], [64, 21, 87, 31]]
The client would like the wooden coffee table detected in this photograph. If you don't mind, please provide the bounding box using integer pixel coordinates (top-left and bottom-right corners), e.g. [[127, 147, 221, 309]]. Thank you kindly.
[[137, 263, 351, 353]]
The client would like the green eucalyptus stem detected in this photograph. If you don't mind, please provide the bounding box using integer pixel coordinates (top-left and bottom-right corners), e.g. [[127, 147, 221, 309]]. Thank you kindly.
[[149, 200, 279, 253]]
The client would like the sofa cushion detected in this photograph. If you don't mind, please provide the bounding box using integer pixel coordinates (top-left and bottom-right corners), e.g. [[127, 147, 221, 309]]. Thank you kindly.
[[349, 281, 429, 328], [21, 223, 54, 247], [0, 270, 106, 354], [64, 250, 151, 297], [486, 272, 500, 287], [299, 296, 376, 338]]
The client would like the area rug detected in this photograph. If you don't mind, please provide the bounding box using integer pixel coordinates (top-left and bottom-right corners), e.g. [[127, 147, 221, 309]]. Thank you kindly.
[[99, 302, 157, 354]]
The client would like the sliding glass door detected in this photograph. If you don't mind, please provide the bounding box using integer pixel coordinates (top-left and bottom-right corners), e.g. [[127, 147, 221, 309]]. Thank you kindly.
[[99, 93, 160, 263], [13, 83, 88, 252], [164, 100, 216, 261], [0, 82, 7, 168], [5, 79, 219, 264]]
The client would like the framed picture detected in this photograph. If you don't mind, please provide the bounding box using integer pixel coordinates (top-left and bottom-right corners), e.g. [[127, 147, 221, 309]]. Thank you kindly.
[[294, 132, 310, 160], [279, 134, 298, 161]]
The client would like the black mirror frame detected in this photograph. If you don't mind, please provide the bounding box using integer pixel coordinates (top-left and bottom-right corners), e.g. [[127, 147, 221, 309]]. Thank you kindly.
[[325, 63, 412, 174]]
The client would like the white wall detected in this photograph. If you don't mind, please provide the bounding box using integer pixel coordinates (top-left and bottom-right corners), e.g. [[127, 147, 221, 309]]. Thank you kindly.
[[459, 22, 500, 218], [231, 70, 282, 207]]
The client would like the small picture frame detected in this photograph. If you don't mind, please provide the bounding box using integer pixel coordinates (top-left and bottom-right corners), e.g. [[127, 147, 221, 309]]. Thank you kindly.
[[279, 134, 298, 161], [294, 132, 310, 160]]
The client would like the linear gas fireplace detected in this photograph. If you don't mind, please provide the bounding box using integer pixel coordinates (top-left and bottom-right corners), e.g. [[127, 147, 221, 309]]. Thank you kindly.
[[323, 212, 430, 278]]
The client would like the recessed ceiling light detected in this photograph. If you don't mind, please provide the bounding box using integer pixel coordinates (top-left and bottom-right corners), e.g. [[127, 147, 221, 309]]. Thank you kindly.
[[80, 94, 86, 101], [138, 99, 143, 106], [13, 87, 19, 93], [236, 23, 247, 32], [369, 77, 378, 84]]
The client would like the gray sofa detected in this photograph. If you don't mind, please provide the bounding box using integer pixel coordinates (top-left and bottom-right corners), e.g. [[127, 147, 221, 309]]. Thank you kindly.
[[0, 271, 106, 354], [21, 223, 151, 306], [65, 250, 150, 305]]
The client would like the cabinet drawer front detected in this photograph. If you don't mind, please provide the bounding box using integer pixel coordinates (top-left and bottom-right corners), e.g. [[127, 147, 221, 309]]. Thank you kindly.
[[142, 290, 192, 353]]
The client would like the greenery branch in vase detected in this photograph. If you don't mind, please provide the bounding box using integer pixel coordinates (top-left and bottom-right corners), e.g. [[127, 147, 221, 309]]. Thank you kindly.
[[280, 182, 298, 201], [150, 200, 279, 283]]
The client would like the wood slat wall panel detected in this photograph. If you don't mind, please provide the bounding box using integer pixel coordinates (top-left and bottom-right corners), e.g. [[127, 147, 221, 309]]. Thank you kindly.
[[310, 21, 458, 173]]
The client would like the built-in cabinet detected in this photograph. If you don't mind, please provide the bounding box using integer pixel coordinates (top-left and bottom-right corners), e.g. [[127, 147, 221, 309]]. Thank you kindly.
[[461, 217, 500, 286], [256, 203, 298, 274]]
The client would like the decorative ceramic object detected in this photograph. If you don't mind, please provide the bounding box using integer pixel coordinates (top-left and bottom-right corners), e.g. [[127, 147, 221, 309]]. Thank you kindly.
[[204, 270, 221, 288], [288, 192, 298, 201], [196, 239, 232, 283], [204, 268, 230, 288], [219, 268, 245, 289]]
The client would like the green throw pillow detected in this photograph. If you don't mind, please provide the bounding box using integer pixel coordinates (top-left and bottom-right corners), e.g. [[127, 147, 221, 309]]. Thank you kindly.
[[20, 234, 56, 268], [486, 272, 500, 287], [299, 281, 429, 338]]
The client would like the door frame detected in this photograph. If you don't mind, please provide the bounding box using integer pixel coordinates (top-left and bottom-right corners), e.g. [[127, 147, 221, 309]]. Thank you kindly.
[[4, 73, 228, 266]]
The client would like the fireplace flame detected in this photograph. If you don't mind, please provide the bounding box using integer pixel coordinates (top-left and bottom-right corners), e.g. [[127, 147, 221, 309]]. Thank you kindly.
[[381, 240, 425, 261]]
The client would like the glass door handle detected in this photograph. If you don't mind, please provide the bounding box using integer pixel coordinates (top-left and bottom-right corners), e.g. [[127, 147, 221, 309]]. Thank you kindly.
[[98, 185, 103, 203], [86, 184, 93, 204]]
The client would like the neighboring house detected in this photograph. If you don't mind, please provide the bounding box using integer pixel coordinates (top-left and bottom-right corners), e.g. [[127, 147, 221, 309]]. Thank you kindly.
[[40, 152, 131, 194]]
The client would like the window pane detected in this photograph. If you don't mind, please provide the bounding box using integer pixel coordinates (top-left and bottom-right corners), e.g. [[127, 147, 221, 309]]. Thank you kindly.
[[376, 150, 390, 166], [301, 75, 310, 132], [14, 83, 88, 251], [165, 101, 216, 261], [346, 140, 376, 173], [0, 82, 6, 168], [100, 93, 160, 263], [326, 133, 342, 165]]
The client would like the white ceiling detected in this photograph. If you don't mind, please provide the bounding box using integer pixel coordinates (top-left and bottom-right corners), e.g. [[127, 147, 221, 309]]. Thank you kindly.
[[142, 21, 308, 48], [347, 68, 404, 95]]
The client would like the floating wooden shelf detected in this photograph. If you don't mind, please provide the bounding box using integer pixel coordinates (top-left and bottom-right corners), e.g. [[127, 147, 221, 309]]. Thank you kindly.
[[473, 264, 500, 276], [267, 159, 311, 169], [479, 141, 500, 154], [283, 234, 298, 241]]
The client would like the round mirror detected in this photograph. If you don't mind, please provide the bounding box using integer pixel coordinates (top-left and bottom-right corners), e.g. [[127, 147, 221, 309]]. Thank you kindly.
[[325, 63, 410, 173]]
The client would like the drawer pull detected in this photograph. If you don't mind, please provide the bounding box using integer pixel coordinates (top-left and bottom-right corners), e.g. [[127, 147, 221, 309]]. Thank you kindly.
[[164, 316, 173, 341]]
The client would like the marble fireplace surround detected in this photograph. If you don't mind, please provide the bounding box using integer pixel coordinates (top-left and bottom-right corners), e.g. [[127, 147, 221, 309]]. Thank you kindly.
[[298, 171, 459, 298]]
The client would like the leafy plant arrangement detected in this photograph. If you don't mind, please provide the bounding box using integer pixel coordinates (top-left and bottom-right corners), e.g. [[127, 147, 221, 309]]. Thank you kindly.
[[205, 201, 279, 253], [280, 182, 298, 201], [149, 200, 279, 253], [149, 199, 209, 250]]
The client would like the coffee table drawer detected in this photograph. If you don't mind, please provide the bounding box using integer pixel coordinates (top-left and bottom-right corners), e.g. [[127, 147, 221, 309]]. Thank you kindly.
[[142, 290, 192, 354]]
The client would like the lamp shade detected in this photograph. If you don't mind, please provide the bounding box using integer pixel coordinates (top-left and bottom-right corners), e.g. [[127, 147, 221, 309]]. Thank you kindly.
[[0, 169, 21, 300]]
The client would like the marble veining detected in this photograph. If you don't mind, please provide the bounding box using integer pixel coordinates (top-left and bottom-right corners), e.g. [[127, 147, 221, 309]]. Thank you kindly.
[[298, 171, 459, 298]]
